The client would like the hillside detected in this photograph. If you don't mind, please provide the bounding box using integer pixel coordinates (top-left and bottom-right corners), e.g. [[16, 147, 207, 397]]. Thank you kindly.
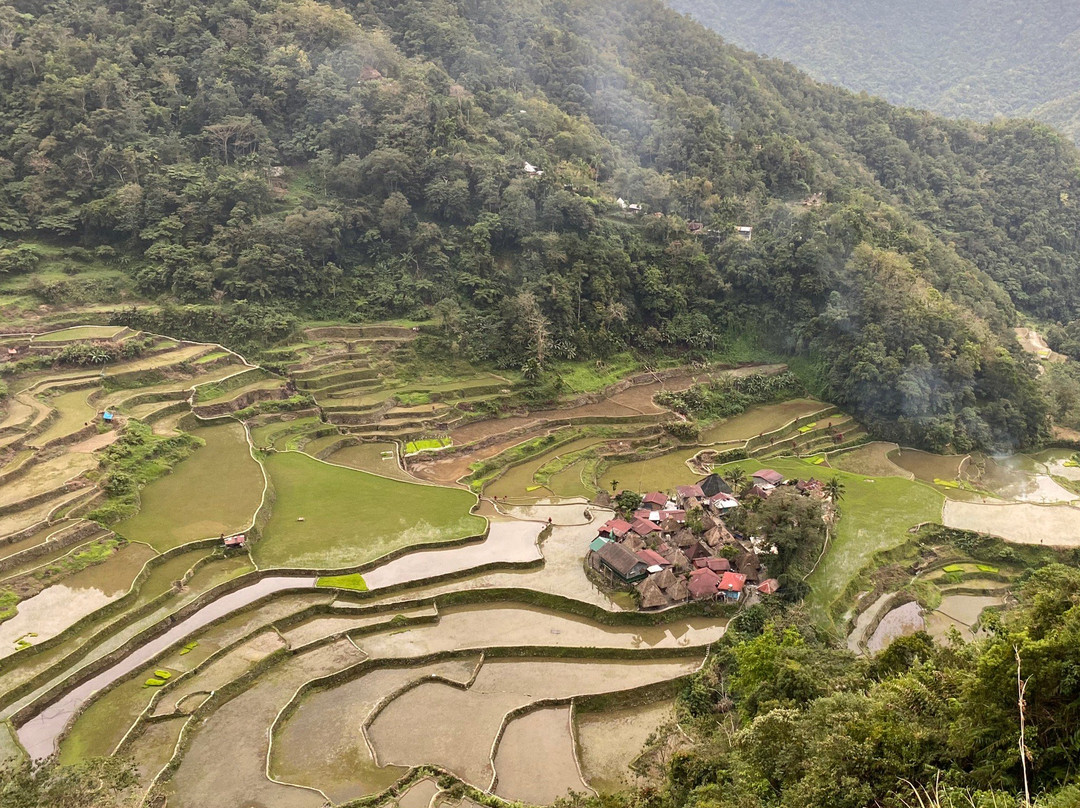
[[4, 0, 1080, 451], [670, 0, 1080, 142]]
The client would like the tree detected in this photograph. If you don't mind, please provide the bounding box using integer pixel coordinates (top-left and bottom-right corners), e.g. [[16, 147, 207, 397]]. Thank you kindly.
[[725, 466, 747, 492], [825, 476, 846, 503], [614, 489, 643, 514]]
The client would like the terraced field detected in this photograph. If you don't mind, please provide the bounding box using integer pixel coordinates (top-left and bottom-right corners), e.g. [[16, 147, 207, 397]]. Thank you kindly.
[[0, 322, 749, 805], [6, 321, 1061, 805]]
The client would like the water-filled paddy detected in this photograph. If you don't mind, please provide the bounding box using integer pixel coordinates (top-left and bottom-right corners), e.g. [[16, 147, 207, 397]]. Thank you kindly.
[[34, 325, 127, 342], [866, 601, 924, 653], [324, 441, 416, 481], [602, 450, 700, 493], [271, 659, 479, 803], [486, 437, 605, 501], [943, 500, 1080, 546], [494, 706, 587, 802], [361, 520, 540, 589], [830, 442, 911, 478], [15, 575, 316, 759], [576, 698, 677, 793], [113, 421, 264, 549], [925, 594, 1005, 641], [151, 629, 287, 718], [357, 603, 725, 658], [0, 542, 157, 656], [257, 451, 485, 569], [368, 657, 700, 790], [166, 639, 363, 808]]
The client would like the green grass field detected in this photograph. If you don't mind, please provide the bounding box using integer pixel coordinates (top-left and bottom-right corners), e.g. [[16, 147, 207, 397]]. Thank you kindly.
[[113, 421, 265, 549], [721, 457, 945, 627], [35, 325, 127, 342], [256, 452, 485, 569]]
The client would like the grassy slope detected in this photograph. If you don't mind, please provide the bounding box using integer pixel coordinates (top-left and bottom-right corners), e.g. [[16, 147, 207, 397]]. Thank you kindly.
[[256, 452, 485, 569]]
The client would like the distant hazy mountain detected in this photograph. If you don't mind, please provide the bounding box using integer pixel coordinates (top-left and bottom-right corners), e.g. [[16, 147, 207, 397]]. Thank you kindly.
[[670, 0, 1080, 141]]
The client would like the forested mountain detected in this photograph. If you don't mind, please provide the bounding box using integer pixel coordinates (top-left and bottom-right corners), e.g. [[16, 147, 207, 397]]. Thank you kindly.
[[669, 0, 1080, 143], [3, 0, 1080, 451]]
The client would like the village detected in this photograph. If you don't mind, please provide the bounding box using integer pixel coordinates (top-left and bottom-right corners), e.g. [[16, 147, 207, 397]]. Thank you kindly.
[[588, 468, 829, 609]]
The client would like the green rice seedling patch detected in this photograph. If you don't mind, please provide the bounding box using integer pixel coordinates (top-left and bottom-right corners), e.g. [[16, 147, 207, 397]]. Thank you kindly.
[[797, 422, 818, 433], [316, 573, 368, 591], [195, 350, 229, 364], [257, 452, 485, 568], [154, 669, 172, 679], [179, 641, 199, 655], [113, 421, 264, 549], [976, 564, 999, 573], [144, 677, 166, 687], [404, 437, 451, 454], [942, 564, 965, 573]]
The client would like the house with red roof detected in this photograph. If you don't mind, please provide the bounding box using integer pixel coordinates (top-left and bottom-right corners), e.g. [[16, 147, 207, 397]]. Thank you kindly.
[[693, 557, 731, 573], [636, 548, 670, 569], [641, 492, 670, 509], [687, 568, 721, 600], [757, 578, 781, 595], [656, 509, 686, 523], [630, 517, 660, 537], [598, 518, 632, 538], [752, 469, 784, 487], [718, 571, 747, 600]]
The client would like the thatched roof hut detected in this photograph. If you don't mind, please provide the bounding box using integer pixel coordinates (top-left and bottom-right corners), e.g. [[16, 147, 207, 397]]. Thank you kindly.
[[636, 577, 669, 609], [666, 578, 690, 602], [659, 546, 691, 572], [654, 567, 678, 590]]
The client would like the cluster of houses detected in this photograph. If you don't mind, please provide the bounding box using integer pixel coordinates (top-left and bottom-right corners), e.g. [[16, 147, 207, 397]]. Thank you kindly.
[[589, 469, 804, 610]]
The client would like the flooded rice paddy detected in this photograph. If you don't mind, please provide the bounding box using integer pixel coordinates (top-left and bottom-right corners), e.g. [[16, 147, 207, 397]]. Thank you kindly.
[[368, 658, 700, 794], [494, 706, 588, 802], [16, 575, 315, 759], [943, 500, 1080, 546], [271, 659, 479, 803], [576, 699, 678, 793]]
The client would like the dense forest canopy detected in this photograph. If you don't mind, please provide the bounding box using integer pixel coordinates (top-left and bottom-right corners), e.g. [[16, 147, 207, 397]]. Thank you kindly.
[[3, 0, 1080, 450], [670, 0, 1080, 143]]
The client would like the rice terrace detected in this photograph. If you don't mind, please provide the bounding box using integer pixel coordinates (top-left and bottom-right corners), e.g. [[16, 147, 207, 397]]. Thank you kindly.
[[1, 316, 1078, 807]]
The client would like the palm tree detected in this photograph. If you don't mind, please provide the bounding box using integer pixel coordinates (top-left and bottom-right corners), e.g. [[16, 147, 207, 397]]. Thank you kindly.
[[825, 476, 846, 503], [610, 479, 619, 493], [725, 466, 747, 492]]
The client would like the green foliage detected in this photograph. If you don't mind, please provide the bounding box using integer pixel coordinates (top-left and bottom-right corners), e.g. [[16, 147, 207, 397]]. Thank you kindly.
[[88, 421, 202, 524], [673, 0, 1080, 143], [0, 589, 17, 622], [614, 490, 643, 514], [54, 338, 150, 367], [657, 371, 805, 422], [0, 0, 1072, 451]]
